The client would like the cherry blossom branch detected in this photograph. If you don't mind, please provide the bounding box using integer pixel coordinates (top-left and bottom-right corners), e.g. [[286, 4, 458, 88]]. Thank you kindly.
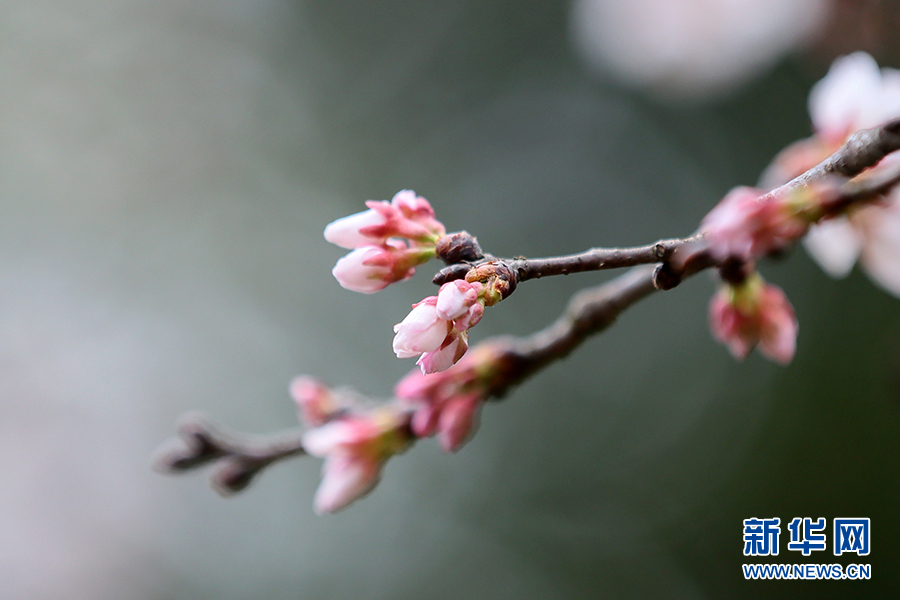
[[153, 116, 900, 510], [153, 414, 307, 495]]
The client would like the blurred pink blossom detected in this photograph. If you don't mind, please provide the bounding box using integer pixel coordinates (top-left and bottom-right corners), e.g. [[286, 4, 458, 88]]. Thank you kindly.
[[571, 0, 830, 99], [701, 186, 810, 262], [302, 407, 410, 514], [290, 375, 341, 427], [709, 275, 798, 364], [395, 344, 506, 452]]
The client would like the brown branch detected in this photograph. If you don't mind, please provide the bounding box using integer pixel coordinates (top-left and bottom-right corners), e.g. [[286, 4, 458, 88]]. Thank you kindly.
[[507, 236, 704, 283], [499, 265, 660, 386], [153, 413, 307, 494], [768, 117, 900, 198]]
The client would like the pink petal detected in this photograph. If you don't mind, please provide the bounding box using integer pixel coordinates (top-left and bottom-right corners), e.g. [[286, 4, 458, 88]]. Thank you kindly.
[[709, 294, 753, 360], [417, 330, 468, 374], [289, 376, 335, 427], [756, 284, 798, 365], [324, 209, 388, 249], [392, 302, 450, 358], [332, 247, 392, 294], [437, 395, 480, 453], [759, 320, 798, 365], [302, 420, 361, 457], [410, 403, 441, 438], [313, 453, 381, 514], [436, 281, 472, 320], [859, 199, 900, 297], [453, 302, 484, 331], [758, 289, 798, 365]]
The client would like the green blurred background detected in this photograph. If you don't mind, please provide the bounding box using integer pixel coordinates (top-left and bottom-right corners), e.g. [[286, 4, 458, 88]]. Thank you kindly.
[[1, 1, 898, 598]]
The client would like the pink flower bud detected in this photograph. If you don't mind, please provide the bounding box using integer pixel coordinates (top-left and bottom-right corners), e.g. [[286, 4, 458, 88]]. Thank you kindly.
[[437, 394, 481, 453], [302, 407, 410, 514], [323, 190, 446, 251], [392, 297, 450, 359], [452, 302, 484, 331], [416, 329, 469, 375], [709, 275, 798, 365], [332, 242, 427, 294], [393, 283, 487, 373], [436, 280, 482, 320], [313, 452, 381, 515], [390, 190, 445, 240], [395, 343, 508, 452], [702, 186, 809, 262], [289, 375, 339, 427], [323, 208, 391, 250]]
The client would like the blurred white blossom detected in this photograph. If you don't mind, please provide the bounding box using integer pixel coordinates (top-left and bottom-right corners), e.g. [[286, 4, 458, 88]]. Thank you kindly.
[[571, 0, 831, 99], [801, 52, 900, 296]]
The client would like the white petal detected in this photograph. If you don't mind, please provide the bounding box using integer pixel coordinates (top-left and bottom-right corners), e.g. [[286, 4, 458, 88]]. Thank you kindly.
[[313, 454, 380, 514], [302, 421, 357, 457], [392, 304, 448, 357], [859, 200, 900, 297], [436, 283, 470, 320], [323, 209, 386, 249], [809, 51, 882, 137], [873, 68, 900, 126], [803, 217, 863, 278]]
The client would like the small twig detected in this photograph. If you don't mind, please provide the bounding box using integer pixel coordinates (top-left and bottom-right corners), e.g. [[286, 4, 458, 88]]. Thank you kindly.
[[769, 117, 900, 199], [508, 236, 704, 282], [153, 413, 306, 495]]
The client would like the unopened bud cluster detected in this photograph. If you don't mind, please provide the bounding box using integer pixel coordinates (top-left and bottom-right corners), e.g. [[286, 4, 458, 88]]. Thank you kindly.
[[325, 190, 446, 293], [324, 190, 518, 373], [291, 375, 412, 514], [291, 342, 510, 512]]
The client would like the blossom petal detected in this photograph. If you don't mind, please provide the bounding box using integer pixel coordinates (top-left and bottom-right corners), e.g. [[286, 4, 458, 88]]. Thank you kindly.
[[332, 247, 392, 294], [809, 51, 883, 141], [324, 209, 387, 249], [437, 395, 480, 453], [859, 201, 900, 297], [302, 421, 356, 457], [392, 302, 449, 358], [802, 217, 863, 279], [416, 332, 467, 374], [436, 282, 472, 320], [313, 453, 381, 514], [290, 376, 336, 427]]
